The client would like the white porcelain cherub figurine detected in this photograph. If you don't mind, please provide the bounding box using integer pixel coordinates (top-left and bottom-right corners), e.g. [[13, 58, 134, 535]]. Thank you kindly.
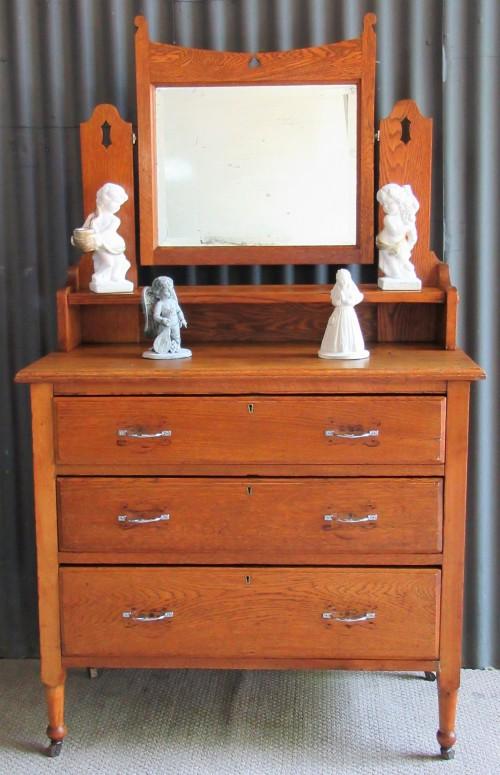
[[376, 183, 421, 290], [318, 269, 369, 360], [142, 276, 192, 360], [71, 182, 134, 293]]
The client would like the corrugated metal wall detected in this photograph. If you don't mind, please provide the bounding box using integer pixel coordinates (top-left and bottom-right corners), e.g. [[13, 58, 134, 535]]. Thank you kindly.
[[0, 0, 498, 666]]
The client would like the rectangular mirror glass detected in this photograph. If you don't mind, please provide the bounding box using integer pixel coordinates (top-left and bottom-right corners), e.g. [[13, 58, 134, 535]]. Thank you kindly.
[[155, 84, 357, 248]]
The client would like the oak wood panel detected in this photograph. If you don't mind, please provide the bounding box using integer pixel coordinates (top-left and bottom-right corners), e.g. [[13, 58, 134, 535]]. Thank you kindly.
[[377, 304, 440, 344], [58, 552, 443, 566], [15, 343, 485, 387], [53, 382, 447, 397], [436, 382, 471, 753], [54, 396, 446, 466], [146, 28, 365, 84], [57, 288, 81, 352], [30, 385, 65, 689], [151, 246, 373, 267], [60, 567, 440, 660], [437, 263, 458, 350], [67, 285, 447, 306], [439, 384, 470, 676], [55, 463, 445, 478], [135, 14, 376, 266], [62, 655, 439, 671], [57, 477, 443, 558], [80, 305, 142, 344], [180, 302, 376, 344]]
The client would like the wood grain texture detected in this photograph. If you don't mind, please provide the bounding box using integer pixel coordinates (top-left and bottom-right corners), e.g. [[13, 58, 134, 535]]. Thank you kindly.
[[58, 552, 443, 567], [55, 463, 445, 478], [377, 303, 440, 343], [135, 14, 376, 266], [437, 262, 458, 350], [57, 477, 443, 559], [135, 17, 156, 271], [30, 385, 65, 688], [180, 302, 376, 344], [53, 395, 446, 467], [77, 104, 137, 290], [67, 285, 447, 306], [15, 343, 485, 388], [57, 288, 81, 352], [60, 566, 440, 660], [81, 304, 142, 344], [378, 100, 437, 286], [437, 382, 471, 753]]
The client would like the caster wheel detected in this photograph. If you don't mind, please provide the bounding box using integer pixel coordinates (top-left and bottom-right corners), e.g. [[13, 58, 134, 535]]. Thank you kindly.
[[424, 671, 437, 682], [47, 740, 63, 758], [440, 747, 455, 760]]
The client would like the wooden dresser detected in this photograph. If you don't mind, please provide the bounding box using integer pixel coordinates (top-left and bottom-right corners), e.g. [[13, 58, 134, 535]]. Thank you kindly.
[[16, 337, 484, 759], [15, 13, 485, 761]]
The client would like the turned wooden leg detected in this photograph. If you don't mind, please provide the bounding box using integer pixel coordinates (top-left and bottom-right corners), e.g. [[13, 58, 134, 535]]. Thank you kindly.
[[437, 681, 458, 760], [45, 684, 67, 757]]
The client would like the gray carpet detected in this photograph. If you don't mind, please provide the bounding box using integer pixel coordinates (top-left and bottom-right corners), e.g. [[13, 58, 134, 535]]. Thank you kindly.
[[0, 661, 498, 775]]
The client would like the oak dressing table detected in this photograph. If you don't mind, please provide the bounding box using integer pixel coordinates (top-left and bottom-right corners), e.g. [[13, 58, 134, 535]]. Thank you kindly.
[[16, 14, 484, 759]]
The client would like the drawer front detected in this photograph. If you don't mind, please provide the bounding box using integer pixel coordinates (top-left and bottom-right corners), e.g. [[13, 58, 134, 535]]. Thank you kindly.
[[54, 396, 446, 466], [58, 477, 443, 558], [60, 567, 440, 659]]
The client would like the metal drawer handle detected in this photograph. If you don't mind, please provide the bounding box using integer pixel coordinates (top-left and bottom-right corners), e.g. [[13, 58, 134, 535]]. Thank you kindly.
[[122, 609, 174, 622], [323, 513, 378, 524], [324, 429, 379, 440], [117, 513, 170, 526], [117, 429, 172, 439], [322, 611, 376, 623]]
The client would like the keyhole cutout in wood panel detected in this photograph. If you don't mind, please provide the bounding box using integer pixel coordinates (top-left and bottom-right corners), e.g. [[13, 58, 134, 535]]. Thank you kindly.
[[246, 485, 253, 496], [244, 575, 252, 585], [101, 121, 112, 149], [248, 56, 261, 69], [247, 403, 254, 414], [400, 117, 411, 145]]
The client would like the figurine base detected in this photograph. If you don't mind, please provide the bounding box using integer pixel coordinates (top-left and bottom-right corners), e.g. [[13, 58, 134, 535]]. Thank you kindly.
[[318, 349, 370, 360], [377, 277, 422, 291], [89, 280, 134, 294], [142, 348, 192, 360]]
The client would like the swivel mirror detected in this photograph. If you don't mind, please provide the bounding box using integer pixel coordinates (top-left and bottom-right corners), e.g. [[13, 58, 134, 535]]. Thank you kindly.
[[135, 15, 376, 265]]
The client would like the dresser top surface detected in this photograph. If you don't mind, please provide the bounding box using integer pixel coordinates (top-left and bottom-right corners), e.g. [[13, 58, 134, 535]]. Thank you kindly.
[[16, 343, 484, 391]]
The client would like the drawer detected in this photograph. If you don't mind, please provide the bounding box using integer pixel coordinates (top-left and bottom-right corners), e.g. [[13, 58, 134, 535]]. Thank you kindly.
[[58, 477, 443, 558], [60, 567, 440, 659], [54, 396, 446, 466]]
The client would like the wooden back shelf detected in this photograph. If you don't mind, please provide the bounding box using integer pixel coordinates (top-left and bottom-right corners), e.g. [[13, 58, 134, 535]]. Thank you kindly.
[[57, 280, 457, 353]]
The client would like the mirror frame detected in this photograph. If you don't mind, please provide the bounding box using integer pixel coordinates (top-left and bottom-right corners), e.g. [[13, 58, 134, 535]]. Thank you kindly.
[[135, 14, 376, 266]]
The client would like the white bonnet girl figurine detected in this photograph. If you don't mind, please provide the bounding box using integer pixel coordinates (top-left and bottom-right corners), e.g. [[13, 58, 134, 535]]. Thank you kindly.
[[71, 182, 134, 293], [376, 183, 421, 290], [318, 269, 369, 360]]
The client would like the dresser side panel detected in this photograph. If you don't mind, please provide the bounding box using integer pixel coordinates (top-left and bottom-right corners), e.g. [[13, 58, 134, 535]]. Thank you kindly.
[[439, 381, 471, 687], [30, 383, 64, 687]]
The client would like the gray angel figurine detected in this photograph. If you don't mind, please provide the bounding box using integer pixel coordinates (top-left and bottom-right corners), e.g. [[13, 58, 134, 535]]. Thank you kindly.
[[141, 276, 192, 360]]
